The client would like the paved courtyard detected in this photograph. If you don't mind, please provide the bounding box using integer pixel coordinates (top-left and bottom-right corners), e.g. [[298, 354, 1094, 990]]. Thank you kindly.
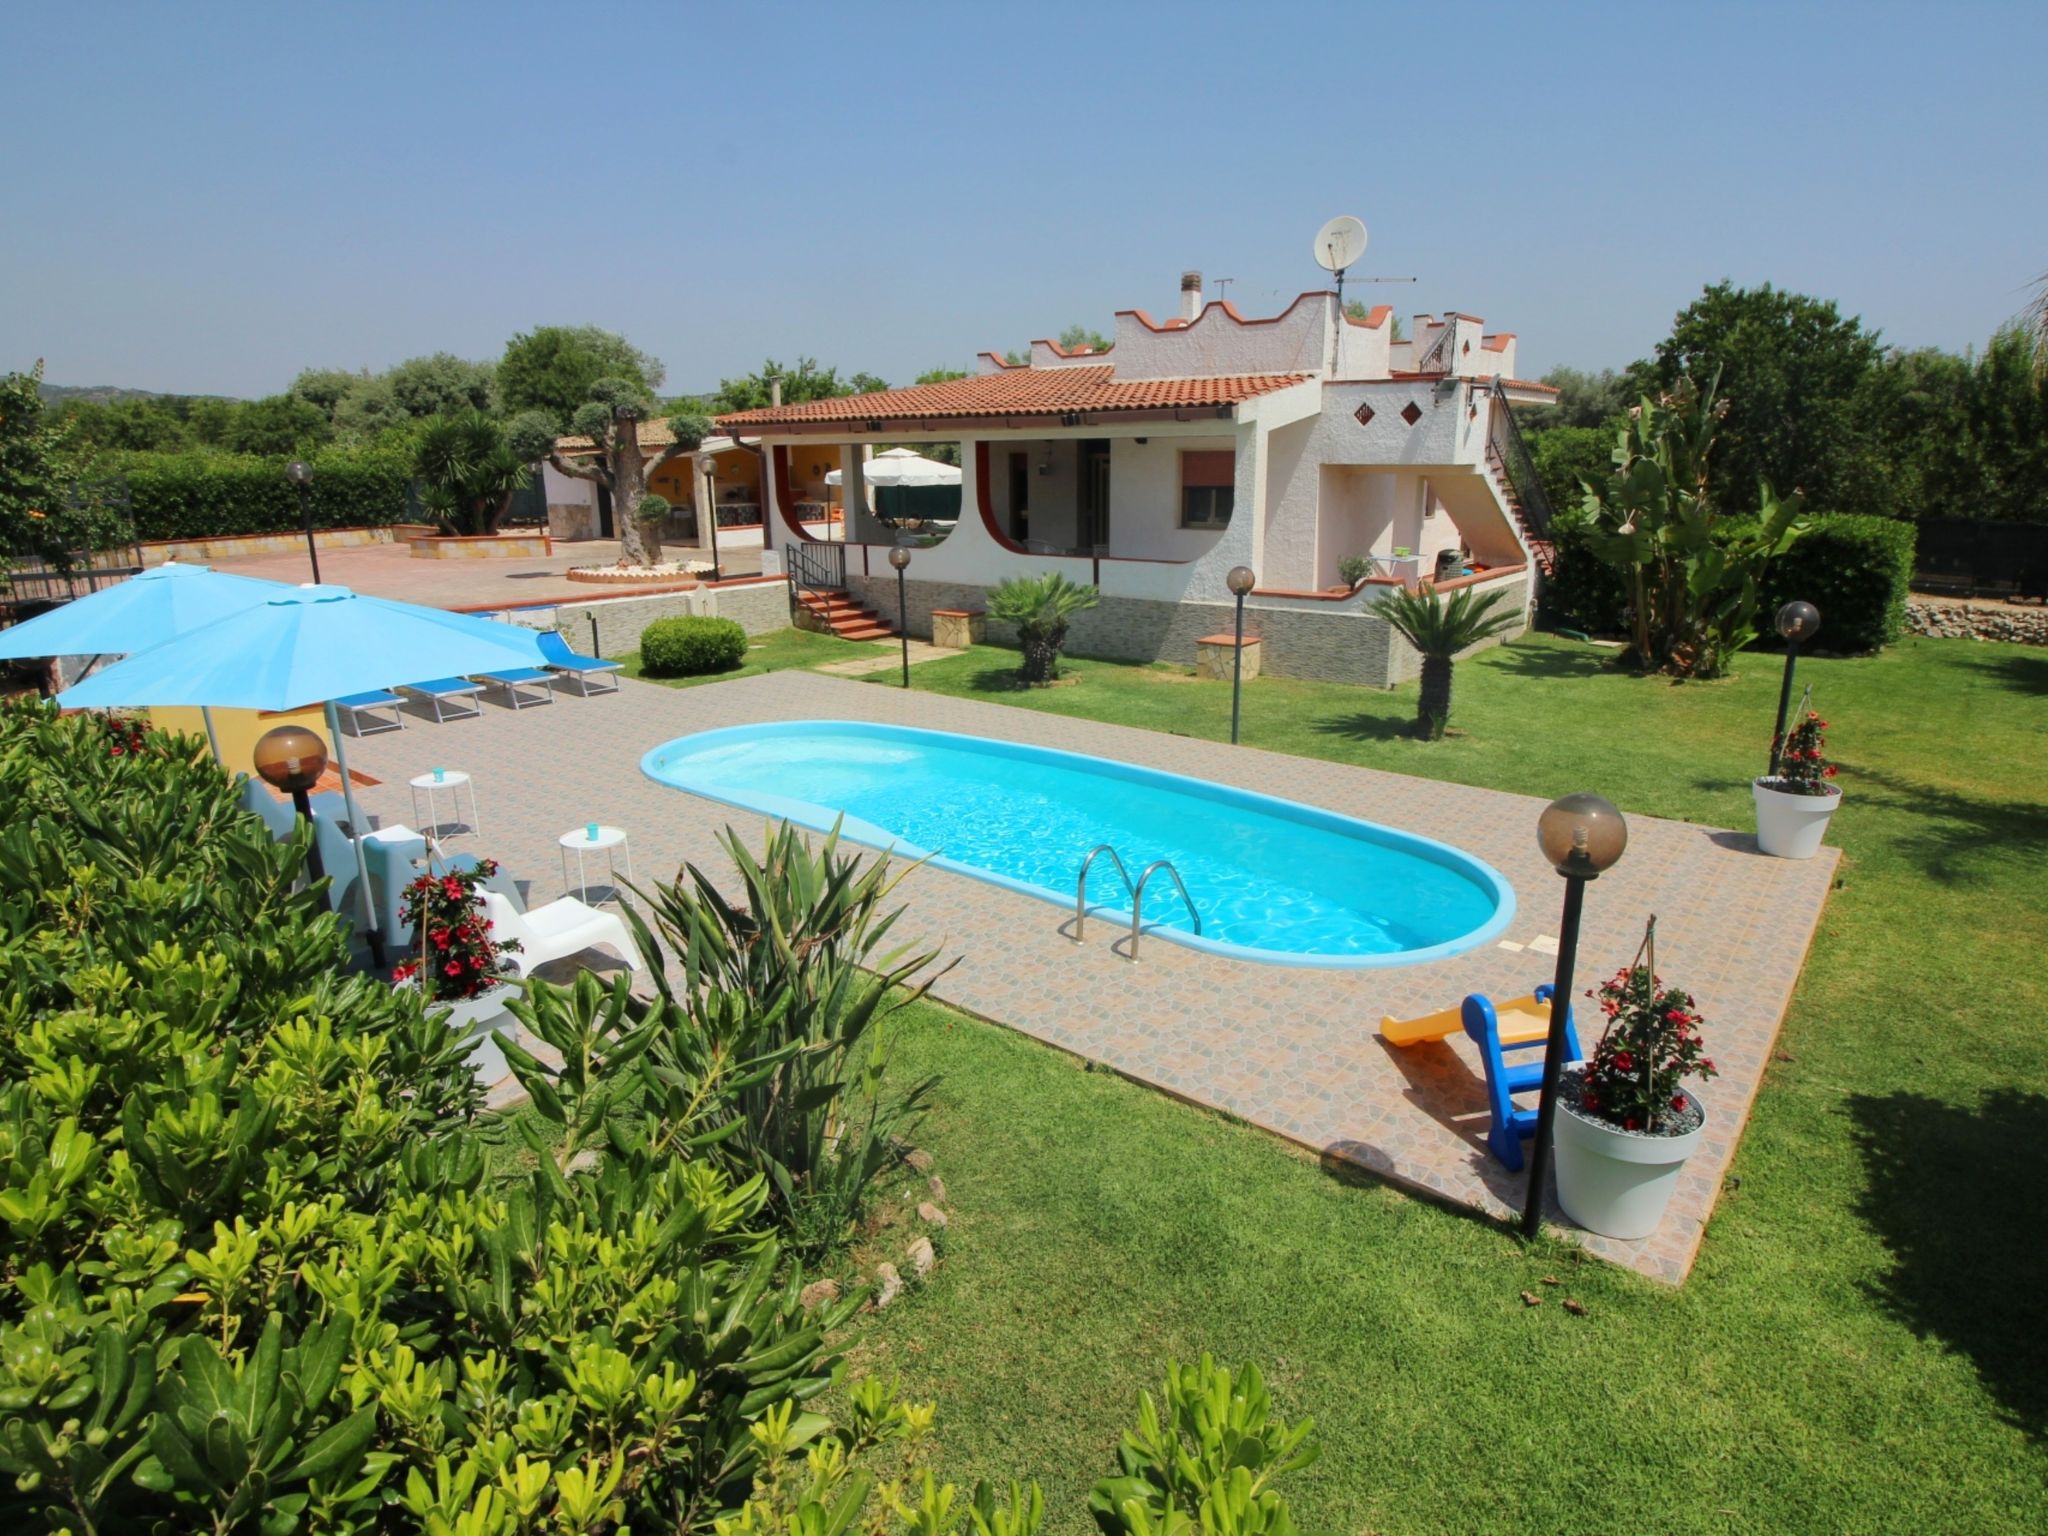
[[339, 671, 1838, 1284], [200, 536, 763, 610]]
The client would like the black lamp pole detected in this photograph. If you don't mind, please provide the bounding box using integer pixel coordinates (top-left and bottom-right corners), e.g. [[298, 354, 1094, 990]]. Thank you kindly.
[[286, 461, 320, 583], [703, 457, 723, 579], [1522, 792, 1628, 1239], [1768, 601, 1820, 778], [889, 544, 912, 688], [1226, 565, 1256, 745]]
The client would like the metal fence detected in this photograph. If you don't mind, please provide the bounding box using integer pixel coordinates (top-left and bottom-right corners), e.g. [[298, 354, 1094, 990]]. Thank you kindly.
[[1912, 519, 2048, 600]]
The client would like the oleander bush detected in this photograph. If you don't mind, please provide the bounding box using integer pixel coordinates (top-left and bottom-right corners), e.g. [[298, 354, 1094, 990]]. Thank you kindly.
[[112, 448, 415, 542], [639, 615, 748, 677]]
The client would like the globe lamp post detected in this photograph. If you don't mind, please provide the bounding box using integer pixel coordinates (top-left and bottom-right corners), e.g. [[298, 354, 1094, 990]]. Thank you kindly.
[[1522, 791, 1629, 1238], [1768, 601, 1820, 778], [284, 461, 321, 584], [888, 543, 912, 688], [1226, 564, 1257, 744], [253, 724, 330, 886]]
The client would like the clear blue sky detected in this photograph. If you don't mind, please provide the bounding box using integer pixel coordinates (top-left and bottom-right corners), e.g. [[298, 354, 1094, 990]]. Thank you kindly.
[[5, 1, 2044, 398]]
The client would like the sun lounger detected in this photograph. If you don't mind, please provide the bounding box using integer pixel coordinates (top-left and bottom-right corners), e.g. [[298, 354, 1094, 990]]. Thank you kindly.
[[482, 890, 642, 977], [535, 630, 623, 696], [398, 677, 484, 723], [335, 688, 405, 736], [470, 667, 556, 709]]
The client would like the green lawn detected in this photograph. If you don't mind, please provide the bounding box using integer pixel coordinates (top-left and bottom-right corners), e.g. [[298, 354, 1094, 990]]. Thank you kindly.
[[815, 634, 2047, 1532], [617, 624, 892, 688]]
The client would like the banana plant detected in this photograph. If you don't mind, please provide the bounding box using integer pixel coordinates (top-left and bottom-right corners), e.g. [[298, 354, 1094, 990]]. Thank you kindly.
[[1576, 370, 1806, 676]]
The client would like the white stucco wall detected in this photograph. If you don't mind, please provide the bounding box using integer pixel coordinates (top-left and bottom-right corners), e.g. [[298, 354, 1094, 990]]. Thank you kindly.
[[1102, 293, 1338, 378], [1106, 435, 1234, 562]]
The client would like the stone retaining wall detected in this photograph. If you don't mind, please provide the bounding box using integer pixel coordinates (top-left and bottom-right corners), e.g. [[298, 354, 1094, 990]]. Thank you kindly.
[[1906, 598, 2048, 645], [553, 579, 791, 658]]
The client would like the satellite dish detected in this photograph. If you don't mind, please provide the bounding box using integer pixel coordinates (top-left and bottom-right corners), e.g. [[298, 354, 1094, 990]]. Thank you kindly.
[[1313, 215, 1368, 275]]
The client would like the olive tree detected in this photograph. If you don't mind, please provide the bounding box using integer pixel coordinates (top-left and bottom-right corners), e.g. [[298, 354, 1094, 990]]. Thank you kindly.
[[506, 380, 709, 567]]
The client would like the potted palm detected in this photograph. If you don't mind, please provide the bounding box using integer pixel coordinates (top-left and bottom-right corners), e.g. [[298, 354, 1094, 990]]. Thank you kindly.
[[1554, 936, 1718, 1240], [1377, 582, 1522, 739], [986, 571, 1101, 685], [394, 861, 523, 1075], [1754, 706, 1841, 859]]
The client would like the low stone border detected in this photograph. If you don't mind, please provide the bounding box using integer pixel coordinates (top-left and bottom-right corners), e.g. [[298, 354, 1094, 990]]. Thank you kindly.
[[410, 533, 553, 560], [1906, 598, 2048, 645]]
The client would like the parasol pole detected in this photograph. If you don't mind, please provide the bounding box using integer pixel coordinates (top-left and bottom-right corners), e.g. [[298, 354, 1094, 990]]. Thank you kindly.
[[323, 699, 386, 968]]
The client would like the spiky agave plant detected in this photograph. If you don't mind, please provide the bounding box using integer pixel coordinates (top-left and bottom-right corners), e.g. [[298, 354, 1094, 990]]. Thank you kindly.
[[1377, 582, 1522, 739]]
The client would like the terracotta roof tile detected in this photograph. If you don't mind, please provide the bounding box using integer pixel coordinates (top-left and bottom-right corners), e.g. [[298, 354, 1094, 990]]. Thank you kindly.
[[715, 366, 1308, 428]]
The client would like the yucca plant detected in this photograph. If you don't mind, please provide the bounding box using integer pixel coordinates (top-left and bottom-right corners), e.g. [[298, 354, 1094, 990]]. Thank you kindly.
[[1377, 582, 1523, 739], [413, 408, 531, 535], [986, 572, 1100, 684]]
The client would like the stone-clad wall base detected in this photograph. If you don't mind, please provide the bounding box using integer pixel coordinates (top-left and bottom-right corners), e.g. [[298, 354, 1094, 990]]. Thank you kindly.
[[844, 575, 1406, 688], [556, 579, 791, 658], [1907, 599, 2048, 645]]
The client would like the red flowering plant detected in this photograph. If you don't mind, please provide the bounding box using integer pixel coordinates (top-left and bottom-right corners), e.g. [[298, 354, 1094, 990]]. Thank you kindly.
[[1572, 958, 1717, 1136], [392, 860, 521, 1002], [1768, 708, 1838, 797], [101, 713, 155, 758]]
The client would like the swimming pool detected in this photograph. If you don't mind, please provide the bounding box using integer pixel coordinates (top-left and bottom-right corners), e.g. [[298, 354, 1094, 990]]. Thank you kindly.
[[641, 721, 1514, 968]]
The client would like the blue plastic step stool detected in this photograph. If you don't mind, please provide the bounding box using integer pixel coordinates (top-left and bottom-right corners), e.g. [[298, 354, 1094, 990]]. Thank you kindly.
[[1462, 986, 1581, 1172]]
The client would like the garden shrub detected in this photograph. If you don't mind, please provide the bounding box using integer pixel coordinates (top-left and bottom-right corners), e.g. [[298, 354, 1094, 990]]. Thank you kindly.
[[0, 703, 852, 1534], [1540, 516, 1632, 635], [112, 447, 414, 541], [1545, 512, 1916, 655], [608, 820, 944, 1258], [639, 614, 748, 677], [1755, 514, 1916, 653]]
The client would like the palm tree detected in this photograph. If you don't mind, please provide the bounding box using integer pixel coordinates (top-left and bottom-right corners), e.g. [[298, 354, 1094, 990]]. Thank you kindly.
[[414, 410, 532, 536], [1378, 582, 1523, 739], [985, 572, 1100, 684]]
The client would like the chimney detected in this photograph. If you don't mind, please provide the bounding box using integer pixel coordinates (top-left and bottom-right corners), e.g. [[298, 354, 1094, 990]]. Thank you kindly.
[[1180, 270, 1202, 322], [769, 377, 783, 408]]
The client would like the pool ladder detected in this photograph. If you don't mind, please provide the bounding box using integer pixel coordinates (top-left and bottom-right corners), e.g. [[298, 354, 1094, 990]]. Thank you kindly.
[[1075, 844, 1200, 961]]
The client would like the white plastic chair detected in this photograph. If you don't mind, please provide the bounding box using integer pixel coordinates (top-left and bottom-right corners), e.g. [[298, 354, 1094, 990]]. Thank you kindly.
[[481, 890, 643, 978]]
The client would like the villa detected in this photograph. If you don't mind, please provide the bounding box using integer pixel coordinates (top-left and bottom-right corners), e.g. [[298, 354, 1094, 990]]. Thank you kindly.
[[710, 273, 1561, 687]]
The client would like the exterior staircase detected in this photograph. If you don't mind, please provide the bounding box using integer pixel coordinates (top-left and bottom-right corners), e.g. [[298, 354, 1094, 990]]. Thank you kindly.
[[1485, 446, 1557, 577], [797, 588, 897, 643]]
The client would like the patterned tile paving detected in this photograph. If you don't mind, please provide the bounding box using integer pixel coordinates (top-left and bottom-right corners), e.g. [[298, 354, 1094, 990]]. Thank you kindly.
[[341, 672, 1838, 1284]]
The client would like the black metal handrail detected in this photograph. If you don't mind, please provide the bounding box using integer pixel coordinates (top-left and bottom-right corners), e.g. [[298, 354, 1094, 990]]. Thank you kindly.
[[784, 537, 847, 621], [1485, 379, 1556, 548]]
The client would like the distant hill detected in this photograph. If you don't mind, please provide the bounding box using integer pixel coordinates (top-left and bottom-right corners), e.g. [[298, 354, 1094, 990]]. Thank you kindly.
[[38, 383, 241, 405]]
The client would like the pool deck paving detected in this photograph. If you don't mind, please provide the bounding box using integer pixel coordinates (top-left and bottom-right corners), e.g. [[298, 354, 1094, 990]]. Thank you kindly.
[[339, 670, 1838, 1285], [198, 537, 763, 611]]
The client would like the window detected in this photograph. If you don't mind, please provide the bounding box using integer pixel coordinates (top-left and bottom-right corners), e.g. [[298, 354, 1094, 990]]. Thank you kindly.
[[1180, 450, 1235, 530], [1182, 485, 1233, 529]]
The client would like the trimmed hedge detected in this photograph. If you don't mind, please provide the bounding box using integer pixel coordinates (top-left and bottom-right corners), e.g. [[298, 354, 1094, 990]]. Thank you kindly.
[[640, 614, 748, 676], [1755, 514, 1916, 653], [112, 448, 414, 541], [1544, 513, 1917, 654]]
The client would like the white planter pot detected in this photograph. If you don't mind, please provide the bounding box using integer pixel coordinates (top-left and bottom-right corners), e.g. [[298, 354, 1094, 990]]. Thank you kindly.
[[431, 986, 518, 1082], [1752, 779, 1841, 859], [1552, 1065, 1705, 1240]]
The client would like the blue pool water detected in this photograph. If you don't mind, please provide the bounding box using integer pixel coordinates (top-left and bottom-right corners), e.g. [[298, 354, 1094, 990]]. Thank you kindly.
[[641, 721, 1513, 968]]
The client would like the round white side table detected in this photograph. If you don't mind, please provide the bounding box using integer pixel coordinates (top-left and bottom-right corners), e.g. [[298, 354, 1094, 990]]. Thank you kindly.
[[558, 825, 632, 904], [409, 770, 481, 838]]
